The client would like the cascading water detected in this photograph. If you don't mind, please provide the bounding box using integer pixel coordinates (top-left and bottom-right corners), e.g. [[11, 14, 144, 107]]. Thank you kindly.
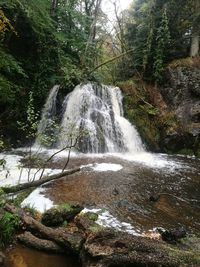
[[36, 82, 144, 154], [35, 85, 59, 147]]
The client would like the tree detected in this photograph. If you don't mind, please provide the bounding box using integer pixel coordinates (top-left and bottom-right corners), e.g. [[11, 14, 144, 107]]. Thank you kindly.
[[189, 0, 200, 57], [0, 0, 106, 147], [115, 0, 199, 83]]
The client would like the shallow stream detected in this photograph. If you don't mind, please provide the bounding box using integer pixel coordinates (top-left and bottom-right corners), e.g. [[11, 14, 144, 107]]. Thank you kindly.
[[1, 150, 200, 266]]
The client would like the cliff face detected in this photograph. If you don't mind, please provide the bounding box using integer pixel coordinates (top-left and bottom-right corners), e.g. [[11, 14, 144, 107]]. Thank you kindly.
[[121, 58, 200, 157], [160, 59, 200, 156]]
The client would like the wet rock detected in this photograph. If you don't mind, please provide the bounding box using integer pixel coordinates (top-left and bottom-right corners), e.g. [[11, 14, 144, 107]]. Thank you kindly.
[[157, 226, 187, 243], [41, 204, 83, 227], [149, 194, 160, 202], [81, 229, 193, 267], [0, 252, 5, 266], [112, 188, 119, 196], [75, 212, 99, 232], [160, 63, 200, 155]]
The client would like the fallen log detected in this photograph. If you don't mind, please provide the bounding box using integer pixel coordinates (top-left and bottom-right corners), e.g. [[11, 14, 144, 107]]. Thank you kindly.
[[4, 204, 84, 254], [1, 167, 80, 194], [18, 231, 65, 253], [81, 230, 199, 267], [4, 204, 200, 267]]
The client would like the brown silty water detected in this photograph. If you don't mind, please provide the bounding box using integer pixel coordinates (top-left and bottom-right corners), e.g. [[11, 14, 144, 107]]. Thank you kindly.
[[4, 152, 200, 267], [41, 152, 200, 235], [4, 244, 80, 267], [4, 82, 200, 266]]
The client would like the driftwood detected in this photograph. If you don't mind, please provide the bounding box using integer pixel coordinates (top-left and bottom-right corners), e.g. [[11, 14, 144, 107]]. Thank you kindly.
[[1, 167, 80, 194], [5, 204, 84, 254]]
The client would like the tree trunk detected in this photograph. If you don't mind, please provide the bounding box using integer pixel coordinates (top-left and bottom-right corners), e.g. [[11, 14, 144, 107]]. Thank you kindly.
[[51, 0, 58, 15], [1, 167, 80, 194], [190, 32, 199, 57], [4, 204, 84, 254], [18, 232, 65, 253]]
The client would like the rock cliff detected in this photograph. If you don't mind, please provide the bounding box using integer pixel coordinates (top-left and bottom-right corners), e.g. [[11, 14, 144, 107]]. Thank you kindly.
[[160, 58, 200, 156], [121, 57, 200, 157]]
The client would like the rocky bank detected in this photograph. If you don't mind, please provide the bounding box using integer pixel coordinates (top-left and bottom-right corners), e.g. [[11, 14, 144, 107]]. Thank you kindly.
[[121, 57, 200, 157]]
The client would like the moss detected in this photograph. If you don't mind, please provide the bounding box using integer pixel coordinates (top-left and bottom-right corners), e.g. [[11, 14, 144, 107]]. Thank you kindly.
[[89, 224, 104, 233], [176, 148, 194, 156], [23, 205, 38, 218], [41, 203, 83, 226], [122, 87, 160, 151], [12, 189, 34, 207], [87, 212, 98, 221], [58, 203, 72, 211]]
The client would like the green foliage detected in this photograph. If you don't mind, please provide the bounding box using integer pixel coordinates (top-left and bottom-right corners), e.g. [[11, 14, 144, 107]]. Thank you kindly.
[[12, 190, 33, 207], [0, 211, 19, 247], [0, 0, 105, 146], [87, 212, 98, 222], [61, 58, 84, 88], [153, 8, 170, 82], [117, 0, 200, 83], [0, 188, 6, 207], [139, 104, 159, 116], [17, 91, 39, 139], [23, 205, 38, 218]]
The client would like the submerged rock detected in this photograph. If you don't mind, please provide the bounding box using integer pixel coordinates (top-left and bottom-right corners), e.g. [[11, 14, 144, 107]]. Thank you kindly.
[[157, 226, 187, 243]]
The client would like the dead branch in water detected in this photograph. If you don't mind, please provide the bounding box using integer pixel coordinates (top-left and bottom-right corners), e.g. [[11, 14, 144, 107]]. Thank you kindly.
[[1, 167, 80, 194]]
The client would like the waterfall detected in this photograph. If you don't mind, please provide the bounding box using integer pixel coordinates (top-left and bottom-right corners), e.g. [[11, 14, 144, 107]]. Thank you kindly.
[[36, 82, 144, 153], [35, 85, 59, 147]]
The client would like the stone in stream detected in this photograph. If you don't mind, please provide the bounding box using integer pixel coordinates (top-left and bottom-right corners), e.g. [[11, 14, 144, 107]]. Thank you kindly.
[[157, 226, 187, 243], [41, 203, 83, 227]]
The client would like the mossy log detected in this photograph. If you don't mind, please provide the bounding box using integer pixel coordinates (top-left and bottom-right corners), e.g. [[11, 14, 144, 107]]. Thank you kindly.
[[1, 167, 80, 194], [4, 204, 200, 267], [18, 232, 65, 253], [81, 230, 200, 267], [4, 204, 84, 254]]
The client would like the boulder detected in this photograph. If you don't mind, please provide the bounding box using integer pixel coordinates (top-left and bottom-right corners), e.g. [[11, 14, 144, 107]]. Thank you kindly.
[[41, 203, 83, 227], [160, 63, 200, 155]]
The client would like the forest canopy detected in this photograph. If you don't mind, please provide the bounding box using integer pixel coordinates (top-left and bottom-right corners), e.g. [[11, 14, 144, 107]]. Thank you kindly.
[[0, 0, 199, 146]]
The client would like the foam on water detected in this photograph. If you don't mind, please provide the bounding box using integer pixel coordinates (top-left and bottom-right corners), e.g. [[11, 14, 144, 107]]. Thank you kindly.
[[0, 152, 61, 186], [82, 208, 142, 236], [21, 187, 54, 212], [81, 163, 123, 172]]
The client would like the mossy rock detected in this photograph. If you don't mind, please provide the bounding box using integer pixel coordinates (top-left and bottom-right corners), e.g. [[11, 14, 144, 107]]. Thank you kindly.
[[75, 212, 101, 232], [41, 203, 83, 227]]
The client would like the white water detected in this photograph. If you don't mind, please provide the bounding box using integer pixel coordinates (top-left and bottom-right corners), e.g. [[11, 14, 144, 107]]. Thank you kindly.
[[0, 153, 61, 186], [81, 163, 123, 172], [35, 85, 59, 146], [82, 208, 142, 236], [36, 82, 145, 154], [21, 187, 54, 212]]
